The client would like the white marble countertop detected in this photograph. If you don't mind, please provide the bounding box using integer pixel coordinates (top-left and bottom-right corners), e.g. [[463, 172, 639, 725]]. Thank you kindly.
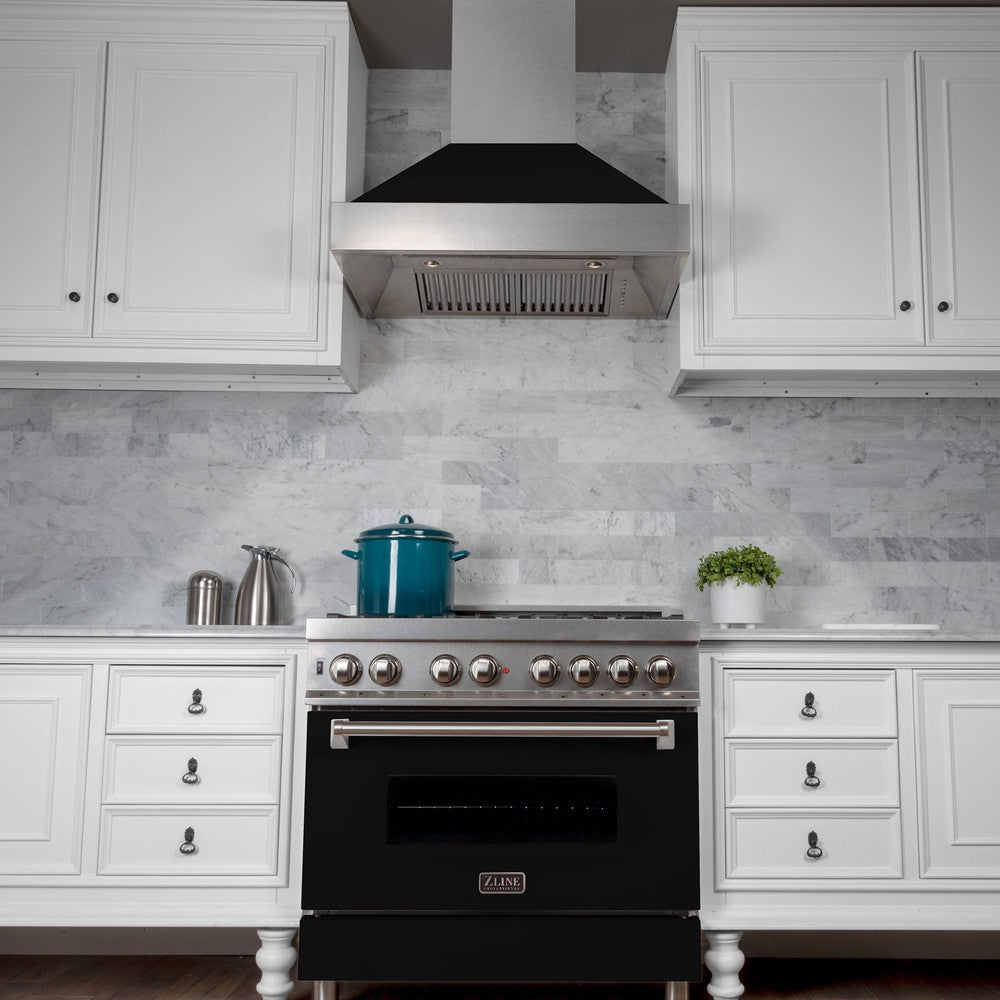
[[0, 624, 998, 642], [701, 626, 1000, 642], [0, 625, 307, 639]]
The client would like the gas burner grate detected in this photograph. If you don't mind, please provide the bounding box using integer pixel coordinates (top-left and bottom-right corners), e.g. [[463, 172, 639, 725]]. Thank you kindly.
[[326, 606, 682, 621]]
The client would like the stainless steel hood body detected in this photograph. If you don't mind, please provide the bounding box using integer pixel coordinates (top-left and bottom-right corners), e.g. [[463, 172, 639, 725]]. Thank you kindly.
[[332, 1, 690, 321]]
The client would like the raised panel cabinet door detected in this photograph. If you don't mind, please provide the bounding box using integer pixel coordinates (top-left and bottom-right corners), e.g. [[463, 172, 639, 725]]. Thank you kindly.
[[916, 671, 1000, 877], [920, 53, 1000, 349], [94, 42, 324, 343], [0, 42, 103, 337], [700, 51, 924, 352], [0, 666, 91, 875]]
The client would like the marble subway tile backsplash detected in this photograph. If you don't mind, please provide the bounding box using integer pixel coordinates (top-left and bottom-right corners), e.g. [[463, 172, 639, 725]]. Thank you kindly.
[[0, 69, 998, 630]]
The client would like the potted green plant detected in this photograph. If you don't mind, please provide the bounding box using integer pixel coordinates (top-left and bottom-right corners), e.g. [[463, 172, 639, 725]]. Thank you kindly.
[[696, 544, 783, 627]]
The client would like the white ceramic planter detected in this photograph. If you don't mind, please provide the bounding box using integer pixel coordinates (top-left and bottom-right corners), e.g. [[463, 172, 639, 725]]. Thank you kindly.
[[709, 579, 766, 627]]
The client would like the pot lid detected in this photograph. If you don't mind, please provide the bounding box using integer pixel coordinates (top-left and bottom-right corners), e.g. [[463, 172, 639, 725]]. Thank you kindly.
[[357, 514, 456, 542]]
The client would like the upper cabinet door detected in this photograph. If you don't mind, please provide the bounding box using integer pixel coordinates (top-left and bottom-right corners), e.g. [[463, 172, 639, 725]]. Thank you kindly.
[[94, 43, 323, 343], [700, 51, 924, 352], [0, 42, 103, 337], [921, 53, 1000, 350]]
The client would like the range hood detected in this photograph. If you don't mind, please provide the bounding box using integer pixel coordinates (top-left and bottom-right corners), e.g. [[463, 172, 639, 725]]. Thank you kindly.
[[331, 0, 690, 320]]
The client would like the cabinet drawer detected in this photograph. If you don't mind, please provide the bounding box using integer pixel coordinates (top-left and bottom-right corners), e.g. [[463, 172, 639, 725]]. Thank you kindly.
[[725, 739, 899, 807], [103, 736, 281, 804], [108, 666, 284, 733], [724, 669, 896, 737], [98, 806, 278, 875], [726, 809, 902, 879]]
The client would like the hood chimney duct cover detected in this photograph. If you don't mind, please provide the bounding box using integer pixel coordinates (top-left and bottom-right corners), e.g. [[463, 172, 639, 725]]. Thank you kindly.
[[451, 0, 575, 144]]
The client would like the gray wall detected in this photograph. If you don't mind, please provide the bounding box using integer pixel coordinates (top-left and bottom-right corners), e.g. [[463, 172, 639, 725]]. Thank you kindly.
[[0, 71, 997, 631]]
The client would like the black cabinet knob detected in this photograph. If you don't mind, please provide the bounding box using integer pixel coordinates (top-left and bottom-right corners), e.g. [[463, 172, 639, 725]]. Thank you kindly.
[[937, 301, 950, 312], [179, 826, 198, 855], [106, 292, 119, 304], [899, 300, 911, 312], [67, 291, 81, 303], [806, 830, 824, 860]]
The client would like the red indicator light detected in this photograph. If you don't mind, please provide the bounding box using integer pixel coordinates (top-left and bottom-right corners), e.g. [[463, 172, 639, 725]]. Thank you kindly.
[[501, 667, 510, 674]]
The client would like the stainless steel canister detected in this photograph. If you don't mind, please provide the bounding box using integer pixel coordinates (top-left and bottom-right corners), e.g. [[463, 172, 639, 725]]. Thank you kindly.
[[186, 570, 222, 625]]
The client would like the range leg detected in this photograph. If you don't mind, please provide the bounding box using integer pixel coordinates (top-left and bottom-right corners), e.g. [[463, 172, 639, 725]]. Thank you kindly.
[[704, 930, 745, 999], [312, 983, 339, 1000], [665, 982, 690, 1000], [255, 928, 297, 1000]]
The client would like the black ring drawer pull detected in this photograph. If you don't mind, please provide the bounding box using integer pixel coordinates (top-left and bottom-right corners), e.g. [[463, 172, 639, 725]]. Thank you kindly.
[[179, 826, 198, 855], [800, 692, 817, 718], [187, 689, 205, 715], [804, 761, 821, 789], [806, 830, 823, 860], [182, 757, 200, 785]]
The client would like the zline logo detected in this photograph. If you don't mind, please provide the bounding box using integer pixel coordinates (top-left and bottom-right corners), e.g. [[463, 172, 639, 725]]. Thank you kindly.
[[478, 872, 526, 895]]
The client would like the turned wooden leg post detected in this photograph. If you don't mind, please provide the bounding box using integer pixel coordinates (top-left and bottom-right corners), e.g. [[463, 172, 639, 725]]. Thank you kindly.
[[256, 928, 297, 1000], [704, 929, 745, 999]]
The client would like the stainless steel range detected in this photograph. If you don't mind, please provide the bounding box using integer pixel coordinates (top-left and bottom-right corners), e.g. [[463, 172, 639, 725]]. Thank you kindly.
[[299, 608, 701, 1000]]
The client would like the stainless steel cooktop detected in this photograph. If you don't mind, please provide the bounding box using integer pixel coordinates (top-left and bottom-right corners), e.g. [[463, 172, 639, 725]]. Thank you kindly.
[[305, 608, 700, 708]]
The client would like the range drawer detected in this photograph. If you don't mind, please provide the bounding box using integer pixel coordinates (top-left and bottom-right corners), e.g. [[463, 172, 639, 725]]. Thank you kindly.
[[98, 806, 278, 875], [726, 809, 902, 879], [724, 669, 897, 737], [725, 739, 899, 807], [103, 736, 282, 804], [107, 666, 285, 733]]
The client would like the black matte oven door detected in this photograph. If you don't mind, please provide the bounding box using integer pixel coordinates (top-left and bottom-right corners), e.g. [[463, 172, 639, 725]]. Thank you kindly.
[[301, 708, 698, 913]]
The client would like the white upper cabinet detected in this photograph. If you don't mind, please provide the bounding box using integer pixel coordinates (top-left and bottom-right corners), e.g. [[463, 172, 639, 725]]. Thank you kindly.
[[0, 42, 103, 336], [95, 43, 323, 343], [0, 1, 366, 391], [701, 51, 923, 351], [921, 53, 1000, 349], [669, 9, 1000, 396]]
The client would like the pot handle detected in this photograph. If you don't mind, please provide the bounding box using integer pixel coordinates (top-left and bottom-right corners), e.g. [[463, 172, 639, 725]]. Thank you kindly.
[[450, 549, 470, 562], [341, 549, 361, 560]]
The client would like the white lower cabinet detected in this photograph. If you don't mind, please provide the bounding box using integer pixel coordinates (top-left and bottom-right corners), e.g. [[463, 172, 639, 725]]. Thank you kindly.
[[0, 635, 306, 1000], [0, 666, 91, 875], [915, 670, 1000, 877], [701, 641, 1000, 998]]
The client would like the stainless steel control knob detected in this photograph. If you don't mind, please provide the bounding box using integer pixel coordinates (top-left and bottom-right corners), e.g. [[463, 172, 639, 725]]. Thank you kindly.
[[529, 655, 560, 686], [369, 654, 402, 686], [647, 655, 676, 687], [569, 655, 600, 686], [469, 654, 500, 685], [430, 654, 462, 686], [330, 654, 362, 685], [607, 655, 637, 686]]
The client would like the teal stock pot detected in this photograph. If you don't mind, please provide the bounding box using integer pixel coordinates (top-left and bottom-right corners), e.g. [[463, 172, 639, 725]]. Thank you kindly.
[[342, 515, 470, 617]]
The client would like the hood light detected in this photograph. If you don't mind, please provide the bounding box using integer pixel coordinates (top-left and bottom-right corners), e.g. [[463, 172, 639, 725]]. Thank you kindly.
[[585, 260, 604, 269], [423, 258, 442, 269]]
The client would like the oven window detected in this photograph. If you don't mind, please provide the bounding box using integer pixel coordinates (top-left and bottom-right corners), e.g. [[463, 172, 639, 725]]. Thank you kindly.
[[386, 775, 617, 845]]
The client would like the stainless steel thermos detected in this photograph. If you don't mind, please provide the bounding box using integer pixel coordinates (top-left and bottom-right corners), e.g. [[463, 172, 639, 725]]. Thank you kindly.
[[234, 545, 295, 625], [186, 570, 222, 625]]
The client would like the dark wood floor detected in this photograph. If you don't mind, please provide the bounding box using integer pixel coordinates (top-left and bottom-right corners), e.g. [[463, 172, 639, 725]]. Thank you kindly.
[[2, 956, 1000, 1000]]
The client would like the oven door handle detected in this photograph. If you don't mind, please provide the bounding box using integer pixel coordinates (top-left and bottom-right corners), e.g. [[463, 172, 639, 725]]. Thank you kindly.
[[329, 719, 675, 750]]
